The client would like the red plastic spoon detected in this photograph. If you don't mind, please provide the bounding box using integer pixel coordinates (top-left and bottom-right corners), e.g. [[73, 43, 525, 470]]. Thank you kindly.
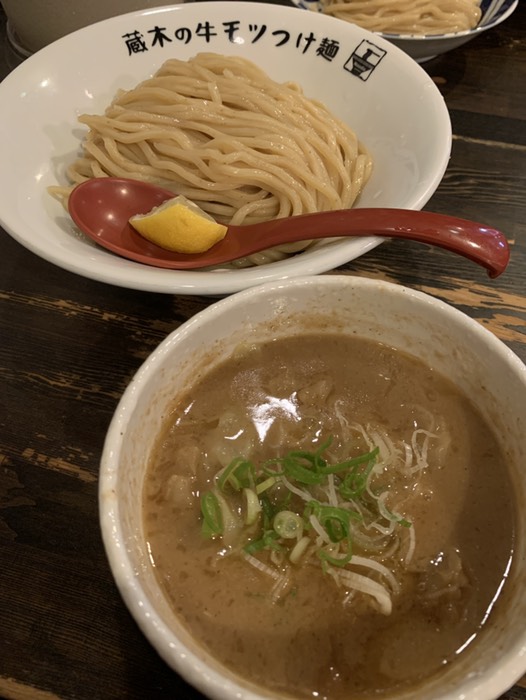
[[67, 177, 510, 277]]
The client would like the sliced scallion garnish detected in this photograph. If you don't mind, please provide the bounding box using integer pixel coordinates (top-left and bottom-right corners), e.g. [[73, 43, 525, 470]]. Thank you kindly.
[[244, 529, 283, 554], [198, 434, 415, 612], [243, 487, 262, 525], [217, 457, 255, 492], [273, 510, 304, 539], [200, 491, 223, 538]]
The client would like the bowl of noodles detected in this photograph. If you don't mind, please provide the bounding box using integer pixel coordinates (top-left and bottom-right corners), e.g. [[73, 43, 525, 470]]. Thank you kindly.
[[0, 1, 451, 296], [290, 0, 519, 63], [100, 274, 526, 699]]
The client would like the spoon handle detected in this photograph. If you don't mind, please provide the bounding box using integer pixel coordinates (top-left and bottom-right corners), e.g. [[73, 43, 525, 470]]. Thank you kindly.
[[243, 208, 509, 278]]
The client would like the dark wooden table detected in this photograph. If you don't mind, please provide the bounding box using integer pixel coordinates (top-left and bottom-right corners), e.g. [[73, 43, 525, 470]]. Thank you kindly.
[[0, 1, 525, 698]]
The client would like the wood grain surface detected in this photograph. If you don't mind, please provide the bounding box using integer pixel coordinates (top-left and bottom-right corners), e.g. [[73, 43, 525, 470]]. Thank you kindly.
[[0, 1, 525, 699]]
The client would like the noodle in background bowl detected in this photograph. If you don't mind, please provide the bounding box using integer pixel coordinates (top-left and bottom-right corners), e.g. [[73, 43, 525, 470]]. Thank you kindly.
[[290, 0, 519, 63], [99, 274, 526, 700], [0, 1, 451, 296]]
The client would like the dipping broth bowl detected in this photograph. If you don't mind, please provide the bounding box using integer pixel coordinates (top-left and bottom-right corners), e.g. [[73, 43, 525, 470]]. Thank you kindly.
[[99, 275, 526, 700]]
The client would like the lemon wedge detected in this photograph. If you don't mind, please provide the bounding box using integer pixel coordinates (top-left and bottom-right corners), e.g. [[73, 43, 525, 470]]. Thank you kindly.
[[129, 195, 228, 254]]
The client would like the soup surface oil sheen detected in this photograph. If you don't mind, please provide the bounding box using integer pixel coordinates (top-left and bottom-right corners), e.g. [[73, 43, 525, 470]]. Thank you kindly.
[[143, 334, 514, 699]]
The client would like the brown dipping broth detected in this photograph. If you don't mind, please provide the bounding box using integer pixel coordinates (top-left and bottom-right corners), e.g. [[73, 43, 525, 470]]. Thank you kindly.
[[143, 334, 515, 699]]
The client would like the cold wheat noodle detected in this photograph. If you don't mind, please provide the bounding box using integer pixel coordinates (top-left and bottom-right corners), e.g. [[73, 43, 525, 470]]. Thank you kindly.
[[50, 53, 372, 267], [320, 0, 482, 35]]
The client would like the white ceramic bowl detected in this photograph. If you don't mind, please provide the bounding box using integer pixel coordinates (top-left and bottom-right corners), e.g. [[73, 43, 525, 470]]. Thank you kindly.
[[100, 274, 526, 700], [0, 1, 451, 296], [290, 0, 519, 63]]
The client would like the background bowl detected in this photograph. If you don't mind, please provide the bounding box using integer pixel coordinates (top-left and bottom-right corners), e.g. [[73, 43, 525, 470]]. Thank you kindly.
[[289, 0, 519, 63], [0, 1, 450, 296], [100, 274, 526, 700]]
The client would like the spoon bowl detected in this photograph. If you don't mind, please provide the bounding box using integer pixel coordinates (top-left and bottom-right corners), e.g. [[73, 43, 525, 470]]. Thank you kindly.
[[68, 177, 510, 277]]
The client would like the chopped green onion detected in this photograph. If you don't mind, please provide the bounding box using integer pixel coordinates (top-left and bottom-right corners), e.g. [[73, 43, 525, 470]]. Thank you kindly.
[[200, 491, 223, 538], [282, 457, 326, 484], [255, 475, 277, 495], [215, 491, 242, 547], [262, 442, 379, 487], [263, 458, 325, 485], [273, 510, 304, 539], [338, 449, 379, 499], [305, 501, 355, 567], [321, 446, 379, 476], [243, 488, 262, 525], [244, 529, 283, 554], [259, 493, 275, 530], [289, 535, 311, 564], [306, 501, 359, 542], [318, 547, 353, 568], [201, 433, 414, 609], [217, 457, 254, 492]]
